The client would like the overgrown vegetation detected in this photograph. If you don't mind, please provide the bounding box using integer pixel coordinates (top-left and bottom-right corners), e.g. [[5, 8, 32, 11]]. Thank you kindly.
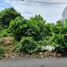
[[0, 8, 21, 28], [0, 8, 67, 58]]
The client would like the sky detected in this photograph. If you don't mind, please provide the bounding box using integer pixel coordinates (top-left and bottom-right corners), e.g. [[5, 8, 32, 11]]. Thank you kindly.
[[0, 0, 11, 11], [0, 0, 67, 11], [0, 0, 67, 23], [6, 0, 67, 22]]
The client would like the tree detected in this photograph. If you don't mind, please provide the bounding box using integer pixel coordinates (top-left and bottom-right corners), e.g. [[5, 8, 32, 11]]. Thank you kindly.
[[0, 8, 21, 27]]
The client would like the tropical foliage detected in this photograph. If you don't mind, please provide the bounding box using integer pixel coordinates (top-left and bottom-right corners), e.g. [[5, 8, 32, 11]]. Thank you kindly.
[[0, 8, 21, 27], [0, 8, 67, 57]]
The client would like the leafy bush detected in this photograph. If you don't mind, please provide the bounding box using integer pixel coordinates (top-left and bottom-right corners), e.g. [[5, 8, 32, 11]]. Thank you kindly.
[[13, 37, 38, 54], [24, 17, 47, 40], [52, 21, 63, 34], [8, 16, 27, 41], [62, 20, 67, 34], [0, 29, 13, 38], [0, 8, 21, 27], [8, 15, 48, 41], [1, 7, 67, 55], [0, 46, 5, 57], [54, 34, 67, 53]]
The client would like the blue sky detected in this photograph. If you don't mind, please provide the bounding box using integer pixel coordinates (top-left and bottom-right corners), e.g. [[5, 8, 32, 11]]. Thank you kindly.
[[0, 0, 11, 11]]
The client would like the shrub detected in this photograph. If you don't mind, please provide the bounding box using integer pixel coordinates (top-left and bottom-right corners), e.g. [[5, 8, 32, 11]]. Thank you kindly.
[[36, 36, 56, 52], [13, 37, 38, 54], [24, 17, 47, 40], [55, 34, 67, 53], [0, 8, 21, 27], [62, 20, 67, 34], [8, 15, 47, 41], [0, 29, 13, 38], [8, 16, 27, 41], [53, 21, 63, 34], [0, 46, 5, 57]]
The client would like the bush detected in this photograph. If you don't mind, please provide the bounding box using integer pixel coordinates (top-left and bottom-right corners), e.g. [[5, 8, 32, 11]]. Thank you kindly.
[[55, 34, 67, 53], [8, 16, 27, 41], [0, 46, 5, 57], [0, 8, 21, 27], [62, 20, 67, 34], [0, 29, 13, 38], [24, 17, 47, 40], [8, 15, 48, 41], [2, 7, 67, 55], [13, 37, 38, 54]]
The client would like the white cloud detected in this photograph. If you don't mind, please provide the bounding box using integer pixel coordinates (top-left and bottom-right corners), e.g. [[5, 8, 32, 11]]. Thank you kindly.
[[22, 0, 67, 3], [5, 0, 67, 23], [5, 0, 67, 3]]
